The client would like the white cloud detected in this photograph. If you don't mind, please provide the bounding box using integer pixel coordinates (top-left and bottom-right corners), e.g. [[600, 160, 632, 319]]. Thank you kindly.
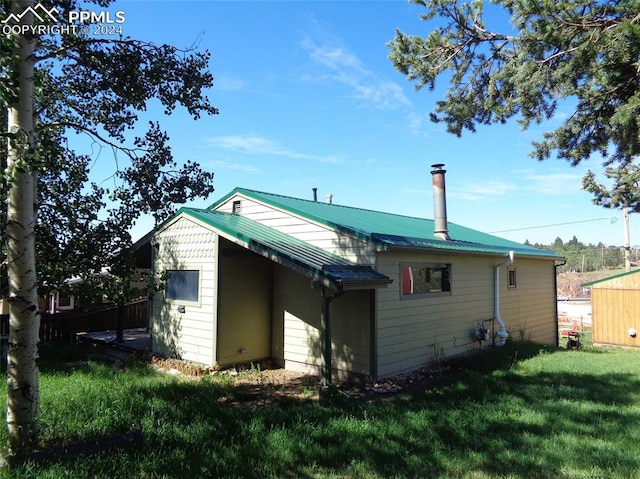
[[450, 180, 519, 202], [205, 134, 342, 164], [523, 172, 584, 195], [301, 37, 411, 110], [406, 112, 434, 137], [510, 167, 585, 195], [445, 168, 586, 206], [213, 74, 246, 91], [206, 160, 260, 173]]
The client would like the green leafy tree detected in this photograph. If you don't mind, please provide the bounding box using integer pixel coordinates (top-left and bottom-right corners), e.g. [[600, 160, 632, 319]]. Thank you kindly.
[[388, 0, 640, 166], [1, 0, 217, 461]]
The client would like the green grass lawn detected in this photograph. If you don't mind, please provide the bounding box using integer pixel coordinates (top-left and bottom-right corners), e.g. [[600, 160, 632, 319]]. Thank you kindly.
[[2, 341, 640, 478]]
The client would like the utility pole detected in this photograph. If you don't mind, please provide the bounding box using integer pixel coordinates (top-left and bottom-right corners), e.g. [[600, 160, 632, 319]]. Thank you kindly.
[[624, 207, 631, 272]]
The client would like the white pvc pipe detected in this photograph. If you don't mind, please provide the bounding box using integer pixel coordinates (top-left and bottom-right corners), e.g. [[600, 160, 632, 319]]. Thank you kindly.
[[494, 251, 514, 346]]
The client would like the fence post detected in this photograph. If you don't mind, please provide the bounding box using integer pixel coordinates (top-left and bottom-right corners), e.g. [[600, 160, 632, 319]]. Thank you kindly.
[[116, 304, 124, 342]]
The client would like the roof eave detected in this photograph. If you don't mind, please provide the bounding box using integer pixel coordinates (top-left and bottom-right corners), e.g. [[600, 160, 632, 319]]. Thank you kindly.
[[198, 214, 390, 290], [335, 278, 392, 290], [382, 244, 563, 260]]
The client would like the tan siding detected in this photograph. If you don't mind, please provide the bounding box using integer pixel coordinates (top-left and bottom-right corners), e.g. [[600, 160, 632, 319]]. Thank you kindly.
[[586, 272, 640, 347], [591, 289, 640, 347], [331, 289, 371, 377], [500, 259, 557, 344], [151, 215, 218, 366], [215, 194, 376, 264], [283, 311, 322, 367], [273, 265, 371, 378], [375, 252, 557, 378], [216, 253, 272, 366]]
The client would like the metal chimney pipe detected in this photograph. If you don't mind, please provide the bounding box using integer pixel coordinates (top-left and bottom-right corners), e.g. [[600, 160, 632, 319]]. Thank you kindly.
[[312, 188, 318, 202], [326, 194, 333, 204], [430, 164, 451, 241]]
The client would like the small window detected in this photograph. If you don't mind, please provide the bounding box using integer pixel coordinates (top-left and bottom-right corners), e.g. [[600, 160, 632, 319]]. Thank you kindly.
[[401, 263, 451, 297], [232, 200, 242, 214], [166, 270, 200, 302], [58, 295, 72, 307], [508, 267, 517, 288], [56, 292, 74, 311]]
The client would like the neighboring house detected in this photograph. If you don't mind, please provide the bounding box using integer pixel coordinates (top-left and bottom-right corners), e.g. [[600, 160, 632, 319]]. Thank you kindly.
[[41, 270, 108, 314], [147, 166, 563, 382], [582, 269, 640, 348], [44, 289, 76, 313], [41, 265, 149, 314]]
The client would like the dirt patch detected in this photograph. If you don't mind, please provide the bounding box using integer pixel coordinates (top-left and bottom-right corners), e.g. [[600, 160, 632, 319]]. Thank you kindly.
[[556, 270, 626, 298], [149, 356, 458, 406]]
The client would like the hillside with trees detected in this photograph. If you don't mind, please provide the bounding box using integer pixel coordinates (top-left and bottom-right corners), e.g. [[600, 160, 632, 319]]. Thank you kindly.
[[527, 236, 634, 298], [527, 236, 633, 273]]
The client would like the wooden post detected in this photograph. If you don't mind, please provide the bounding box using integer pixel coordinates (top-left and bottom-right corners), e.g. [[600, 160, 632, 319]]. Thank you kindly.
[[320, 288, 332, 390], [319, 287, 344, 394], [116, 304, 124, 342], [624, 207, 631, 272]]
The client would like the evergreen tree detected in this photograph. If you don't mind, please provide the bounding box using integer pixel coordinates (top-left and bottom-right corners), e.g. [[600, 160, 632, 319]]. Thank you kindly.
[[388, 0, 640, 165], [583, 163, 640, 210], [583, 163, 640, 269]]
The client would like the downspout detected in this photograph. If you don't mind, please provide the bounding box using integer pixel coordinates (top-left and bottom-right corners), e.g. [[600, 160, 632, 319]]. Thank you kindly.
[[494, 251, 514, 346], [320, 286, 345, 391]]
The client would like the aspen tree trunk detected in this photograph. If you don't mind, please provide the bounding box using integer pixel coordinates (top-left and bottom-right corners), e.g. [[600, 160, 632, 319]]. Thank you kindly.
[[5, 0, 40, 461]]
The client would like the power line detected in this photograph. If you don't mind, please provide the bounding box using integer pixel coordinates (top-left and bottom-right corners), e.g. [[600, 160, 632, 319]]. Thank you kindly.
[[489, 216, 617, 234]]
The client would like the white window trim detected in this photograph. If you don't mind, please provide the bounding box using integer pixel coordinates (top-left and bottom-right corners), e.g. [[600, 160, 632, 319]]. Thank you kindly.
[[55, 291, 75, 311], [163, 266, 203, 307], [507, 267, 517, 289], [400, 262, 452, 300]]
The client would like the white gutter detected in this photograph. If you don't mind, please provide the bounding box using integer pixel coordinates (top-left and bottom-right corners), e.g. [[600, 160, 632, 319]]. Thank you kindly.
[[494, 251, 514, 346]]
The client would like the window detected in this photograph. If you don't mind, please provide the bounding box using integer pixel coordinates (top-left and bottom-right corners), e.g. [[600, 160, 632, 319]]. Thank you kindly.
[[58, 295, 72, 308], [401, 263, 451, 297], [56, 292, 74, 311], [232, 200, 242, 214], [508, 267, 517, 288], [166, 270, 200, 302]]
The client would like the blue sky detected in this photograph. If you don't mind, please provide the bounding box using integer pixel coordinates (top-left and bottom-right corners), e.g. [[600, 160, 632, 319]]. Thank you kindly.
[[89, 0, 628, 247]]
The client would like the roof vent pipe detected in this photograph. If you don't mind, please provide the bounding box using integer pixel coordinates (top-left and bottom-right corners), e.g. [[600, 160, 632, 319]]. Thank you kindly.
[[313, 188, 318, 202], [326, 194, 333, 204], [430, 164, 451, 241]]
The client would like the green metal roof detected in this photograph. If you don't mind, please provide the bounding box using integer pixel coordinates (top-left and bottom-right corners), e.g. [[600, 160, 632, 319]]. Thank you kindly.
[[210, 188, 563, 259], [581, 269, 640, 287], [180, 208, 392, 288]]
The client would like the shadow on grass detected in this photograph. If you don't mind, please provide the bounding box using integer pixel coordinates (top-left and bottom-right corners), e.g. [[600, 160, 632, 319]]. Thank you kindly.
[[6, 341, 640, 478], [36, 342, 150, 375]]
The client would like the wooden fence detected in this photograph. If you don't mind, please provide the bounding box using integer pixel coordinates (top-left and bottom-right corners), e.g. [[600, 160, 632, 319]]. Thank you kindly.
[[0, 299, 148, 343]]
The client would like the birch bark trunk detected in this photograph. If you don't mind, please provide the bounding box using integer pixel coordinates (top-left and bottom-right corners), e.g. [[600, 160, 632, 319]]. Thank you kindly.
[[5, 0, 40, 460]]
